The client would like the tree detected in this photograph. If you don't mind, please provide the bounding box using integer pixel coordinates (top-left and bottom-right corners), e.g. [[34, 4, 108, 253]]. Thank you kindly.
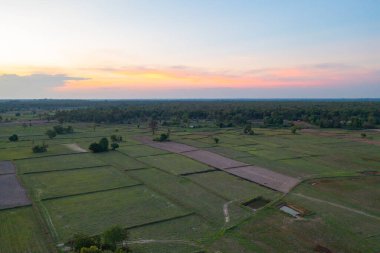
[[89, 138, 109, 153], [53, 125, 65, 134], [214, 137, 219, 144], [291, 126, 298, 134], [111, 143, 119, 150], [46, 129, 57, 139], [9, 134, 18, 142], [32, 143, 48, 153], [99, 138, 109, 151], [89, 143, 103, 153], [102, 226, 127, 250], [154, 133, 169, 142], [111, 135, 122, 143], [243, 124, 254, 135], [149, 119, 158, 135]]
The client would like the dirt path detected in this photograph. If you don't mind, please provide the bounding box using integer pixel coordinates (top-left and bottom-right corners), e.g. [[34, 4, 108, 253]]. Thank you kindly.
[[126, 239, 199, 247], [223, 200, 234, 223], [294, 193, 380, 221], [63, 143, 87, 153]]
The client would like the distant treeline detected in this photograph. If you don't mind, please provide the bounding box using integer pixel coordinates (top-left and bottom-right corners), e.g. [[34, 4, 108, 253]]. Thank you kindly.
[[48, 100, 380, 129]]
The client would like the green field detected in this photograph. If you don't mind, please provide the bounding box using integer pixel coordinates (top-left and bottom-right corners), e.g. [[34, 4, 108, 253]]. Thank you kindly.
[[22, 166, 139, 199], [1, 122, 379, 253], [43, 186, 188, 242], [15, 153, 105, 173], [0, 207, 55, 253]]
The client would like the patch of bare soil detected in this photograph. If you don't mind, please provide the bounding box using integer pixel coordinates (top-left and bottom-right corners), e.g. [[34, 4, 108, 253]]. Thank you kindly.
[[63, 143, 87, 153], [227, 165, 300, 193], [0, 174, 31, 209], [0, 161, 16, 174]]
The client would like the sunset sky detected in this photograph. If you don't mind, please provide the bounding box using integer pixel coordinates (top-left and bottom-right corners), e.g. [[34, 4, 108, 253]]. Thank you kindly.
[[1, 0, 379, 98]]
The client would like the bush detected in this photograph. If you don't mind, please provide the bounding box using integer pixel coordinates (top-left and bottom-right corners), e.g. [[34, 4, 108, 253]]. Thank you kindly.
[[361, 133, 367, 138], [111, 143, 119, 150], [46, 129, 57, 139], [102, 226, 127, 251], [71, 233, 101, 251], [8, 134, 18, 142], [153, 133, 169, 142], [214, 137, 219, 144], [53, 125, 74, 134], [80, 246, 102, 253], [32, 144, 48, 153], [110, 135, 123, 142]]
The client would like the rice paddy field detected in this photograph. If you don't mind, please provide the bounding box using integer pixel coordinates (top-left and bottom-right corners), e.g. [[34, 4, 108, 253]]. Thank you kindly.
[[0, 122, 379, 253]]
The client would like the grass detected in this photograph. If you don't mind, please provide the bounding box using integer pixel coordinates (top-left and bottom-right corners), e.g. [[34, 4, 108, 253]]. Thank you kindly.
[[21, 166, 139, 199], [118, 144, 169, 157], [137, 153, 213, 175], [127, 168, 251, 227], [43, 186, 188, 242], [94, 151, 147, 170], [14, 153, 105, 173], [129, 214, 214, 242], [0, 207, 54, 253], [0, 142, 74, 160], [292, 176, 380, 217]]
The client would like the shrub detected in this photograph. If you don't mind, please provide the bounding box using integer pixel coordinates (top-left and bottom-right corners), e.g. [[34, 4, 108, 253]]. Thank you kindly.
[[214, 137, 219, 144], [46, 129, 57, 139], [361, 133, 367, 138], [153, 133, 169, 142], [110, 135, 123, 142], [32, 144, 48, 153], [243, 124, 254, 135], [111, 143, 119, 150], [53, 125, 74, 134], [8, 134, 18, 142], [102, 226, 127, 251], [71, 233, 100, 251]]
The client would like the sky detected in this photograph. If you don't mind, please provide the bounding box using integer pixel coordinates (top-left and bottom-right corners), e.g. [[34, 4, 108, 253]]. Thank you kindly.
[[0, 0, 379, 99]]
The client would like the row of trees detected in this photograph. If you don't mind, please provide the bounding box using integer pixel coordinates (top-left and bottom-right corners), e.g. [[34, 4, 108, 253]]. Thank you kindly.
[[70, 225, 128, 253], [53, 100, 380, 129], [89, 135, 122, 153], [46, 125, 74, 139]]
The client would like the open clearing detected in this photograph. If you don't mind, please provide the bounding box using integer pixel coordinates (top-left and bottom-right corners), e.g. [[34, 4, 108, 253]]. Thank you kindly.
[[0, 161, 15, 174], [226, 165, 300, 193], [62, 143, 87, 153]]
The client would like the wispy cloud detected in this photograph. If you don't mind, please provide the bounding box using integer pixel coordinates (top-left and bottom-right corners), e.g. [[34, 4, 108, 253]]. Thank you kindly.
[[1, 63, 379, 98], [0, 74, 89, 98], [56, 63, 380, 91]]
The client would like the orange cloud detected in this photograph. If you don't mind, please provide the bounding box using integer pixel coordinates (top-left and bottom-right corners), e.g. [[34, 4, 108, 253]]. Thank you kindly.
[[3, 64, 379, 93]]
